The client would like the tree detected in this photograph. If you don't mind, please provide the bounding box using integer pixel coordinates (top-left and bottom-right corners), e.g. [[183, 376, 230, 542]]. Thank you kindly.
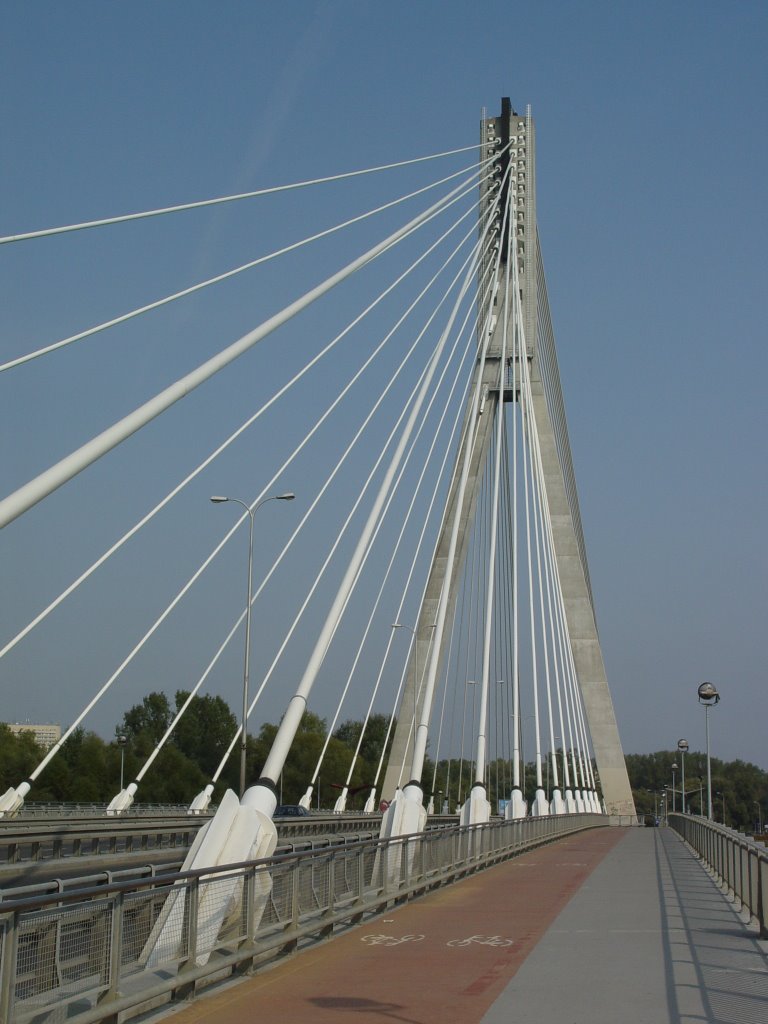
[[172, 691, 238, 778], [333, 713, 394, 776], [120, 692, 171, 745], [0, 724, 43, 793]]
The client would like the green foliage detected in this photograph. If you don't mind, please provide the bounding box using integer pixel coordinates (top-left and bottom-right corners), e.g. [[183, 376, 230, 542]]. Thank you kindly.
[[172, 690, 238, 778], [119, 692, 171, 744], [0, 724, 43, 792], [626, 750, 768, 830], [249, 710, 368, 808], [333, 713, 394, 775]]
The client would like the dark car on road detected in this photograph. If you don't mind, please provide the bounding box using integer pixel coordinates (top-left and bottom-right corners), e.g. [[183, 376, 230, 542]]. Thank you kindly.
[[275, 805, 310, 817]]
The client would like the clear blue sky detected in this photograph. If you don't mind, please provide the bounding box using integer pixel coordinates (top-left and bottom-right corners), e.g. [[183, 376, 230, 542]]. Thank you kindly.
[[1, 2, 766, 775]]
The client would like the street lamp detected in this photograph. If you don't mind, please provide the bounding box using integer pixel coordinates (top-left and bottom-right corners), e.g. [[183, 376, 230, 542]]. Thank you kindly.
[[211, 492, 295, 797], [671, 763, 678, 813], [117, 734, 127, 790], [754, 801, 763, 835], [697, 681, 720, 821], [716, 790, 726, 825], [677, 739, 689, 813]]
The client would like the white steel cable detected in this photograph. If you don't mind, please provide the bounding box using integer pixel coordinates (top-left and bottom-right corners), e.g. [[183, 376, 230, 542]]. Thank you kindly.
[[359, 257, 499, 798], [0, 197, 482, 664], [0, 170, 483, 528], [134, 232, 482, 791], [408, 208, 505, 789], [1, 161, 488, 374], [0, 145, 482, 246], [256, 212, 494, 790], [519, 390, 543, 790], [312, 298, 478, 796], [472, 177, 512, 788], [20, 208, 484, 789], [529, 441, 559, 791], [210, 238, 491, 782], [255, 241, 497, 791], [526, 372, 573, 793], [377, 253, 493, 802], [144, 229, 490, 789], [520, 357, 561, 793]]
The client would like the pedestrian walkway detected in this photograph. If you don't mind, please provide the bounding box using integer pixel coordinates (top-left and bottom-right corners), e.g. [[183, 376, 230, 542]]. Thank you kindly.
[[162, 827, 768, 1024]]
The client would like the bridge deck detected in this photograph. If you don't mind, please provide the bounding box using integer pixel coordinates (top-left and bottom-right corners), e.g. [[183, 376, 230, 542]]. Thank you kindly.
[[164, 827, 768, 1024]]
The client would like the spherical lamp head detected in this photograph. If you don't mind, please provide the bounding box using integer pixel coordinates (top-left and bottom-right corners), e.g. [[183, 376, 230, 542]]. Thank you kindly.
[[697, 681, 720, 705]]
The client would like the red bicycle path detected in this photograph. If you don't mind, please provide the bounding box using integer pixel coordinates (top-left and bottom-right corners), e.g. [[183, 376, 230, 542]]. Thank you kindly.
[[164, 826, 625, 1024]]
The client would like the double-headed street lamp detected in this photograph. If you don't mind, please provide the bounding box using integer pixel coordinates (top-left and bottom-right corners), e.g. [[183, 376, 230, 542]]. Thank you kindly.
[[211, 492, 295, 797], [697, 681, 720, 821]]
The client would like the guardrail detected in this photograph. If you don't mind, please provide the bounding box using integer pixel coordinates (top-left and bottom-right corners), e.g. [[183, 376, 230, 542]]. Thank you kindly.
[[0, 814, 402, 867], [6, 804, 202, 819], [0, 812, 606, 1024], [669, 813, 768, 938]]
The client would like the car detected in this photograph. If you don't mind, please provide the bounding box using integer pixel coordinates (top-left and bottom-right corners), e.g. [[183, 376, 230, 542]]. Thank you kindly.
[[275, 804, 310, 817]]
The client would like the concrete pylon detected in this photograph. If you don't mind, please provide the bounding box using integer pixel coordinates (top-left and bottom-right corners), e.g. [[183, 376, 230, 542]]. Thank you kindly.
[[382, 99, 634, 817]]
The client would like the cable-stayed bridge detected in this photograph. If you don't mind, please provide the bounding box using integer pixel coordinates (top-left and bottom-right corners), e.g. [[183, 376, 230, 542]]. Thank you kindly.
[[1, 97, 631, 827], [3, 99, 763, 1024]]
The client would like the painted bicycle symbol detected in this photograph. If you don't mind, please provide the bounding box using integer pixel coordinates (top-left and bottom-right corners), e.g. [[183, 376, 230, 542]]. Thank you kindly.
[[447, 934, 514, 948], [360, 933, 425, 947]]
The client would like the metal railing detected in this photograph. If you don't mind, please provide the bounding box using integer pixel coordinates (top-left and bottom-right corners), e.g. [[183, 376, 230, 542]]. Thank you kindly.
[[0, 812, 605, 1024], [669, 813, 768, 937]]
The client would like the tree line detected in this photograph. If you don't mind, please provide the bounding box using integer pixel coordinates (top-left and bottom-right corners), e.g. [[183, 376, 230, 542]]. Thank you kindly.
[[1, 694, 766, 831]]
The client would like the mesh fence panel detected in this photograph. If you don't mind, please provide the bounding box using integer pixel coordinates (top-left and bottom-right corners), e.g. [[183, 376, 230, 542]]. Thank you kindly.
[[122, 887, 171, 971], [298, 854, 330, 918], [333, 848, 356, 905], [15, 900, 111, 1011], [142, 882, 189, 969], [262, 861, 293, 929]]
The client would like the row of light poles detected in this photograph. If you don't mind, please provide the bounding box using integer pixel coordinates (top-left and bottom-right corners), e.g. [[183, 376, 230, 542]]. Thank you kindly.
[[668, 682, 721, 821]]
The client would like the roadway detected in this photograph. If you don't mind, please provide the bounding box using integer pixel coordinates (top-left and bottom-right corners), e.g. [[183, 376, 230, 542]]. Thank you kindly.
[[161, 827, 768, 1024]]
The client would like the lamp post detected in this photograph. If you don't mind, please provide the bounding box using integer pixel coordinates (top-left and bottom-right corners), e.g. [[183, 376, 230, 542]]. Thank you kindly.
[[754, 801, 763, 835], [117, 734, 127, 790], [671, 763, 678, 813], [211, 492, 295, 797], [677, 739, 689, 813], [697, 681, 720, 821], [716, 790, 726, 825]]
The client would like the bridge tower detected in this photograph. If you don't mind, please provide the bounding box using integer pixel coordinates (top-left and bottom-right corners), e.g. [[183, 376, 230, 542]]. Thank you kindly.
[[382, 100, 635, 816]]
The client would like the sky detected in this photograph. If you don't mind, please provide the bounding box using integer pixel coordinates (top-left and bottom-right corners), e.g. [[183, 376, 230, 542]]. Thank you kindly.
[[1, 1, 766, 782]]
